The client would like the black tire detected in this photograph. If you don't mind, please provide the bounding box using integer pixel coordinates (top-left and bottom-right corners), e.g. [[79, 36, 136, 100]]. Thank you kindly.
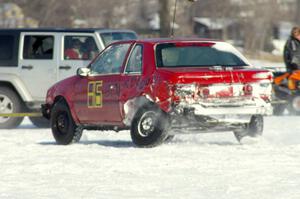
[[233, 115, 263, 142], [130, 106, 169, 147], [272, 104, 286, 116], [287, 94, 300, 115], [30, 116, 50, 128], [50, 100, 82, 145], [0, 87, 24, 128]]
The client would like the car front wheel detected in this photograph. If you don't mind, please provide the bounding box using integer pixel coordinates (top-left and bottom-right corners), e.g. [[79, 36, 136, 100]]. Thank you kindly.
[[50, 100, 82, 145]]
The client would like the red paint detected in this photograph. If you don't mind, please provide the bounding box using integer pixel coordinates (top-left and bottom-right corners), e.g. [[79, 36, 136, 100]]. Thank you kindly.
[[45, 39, 271, 126], [175, 42, 215, 47]]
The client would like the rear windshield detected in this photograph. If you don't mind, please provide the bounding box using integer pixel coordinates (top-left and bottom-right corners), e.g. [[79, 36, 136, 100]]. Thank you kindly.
[[100, 32, 137, 46], [156, 42, 249, 68]]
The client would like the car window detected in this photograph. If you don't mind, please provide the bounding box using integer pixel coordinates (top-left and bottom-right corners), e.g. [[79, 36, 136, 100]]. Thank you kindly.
[[156, 42, 249, 67], [100, 32, 137, 46], [0, 35, 16, 66], [0, 35, 14, 60], [23, 35, 54, 60], [125, 45, 143, 74], [90, 43, 130, 75], [64, 36, 99, 60]]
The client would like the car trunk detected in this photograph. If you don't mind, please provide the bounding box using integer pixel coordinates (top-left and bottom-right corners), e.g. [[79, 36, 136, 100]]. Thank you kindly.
[[156, 67, 272, 101]]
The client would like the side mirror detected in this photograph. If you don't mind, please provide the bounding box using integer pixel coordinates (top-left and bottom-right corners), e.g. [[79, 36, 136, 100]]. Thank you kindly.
[[77, 67, 90, 77]]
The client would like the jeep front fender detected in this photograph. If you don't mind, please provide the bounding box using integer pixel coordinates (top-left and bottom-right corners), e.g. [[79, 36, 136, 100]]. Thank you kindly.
[[0, 73, 33, 102]]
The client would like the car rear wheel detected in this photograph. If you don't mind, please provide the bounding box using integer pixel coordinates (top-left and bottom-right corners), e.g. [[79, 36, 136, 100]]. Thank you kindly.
[[0, 87, 24, 128], [233, 115, 263, 142], [50, 100, 82, 145], [131, 106, 169, 147]]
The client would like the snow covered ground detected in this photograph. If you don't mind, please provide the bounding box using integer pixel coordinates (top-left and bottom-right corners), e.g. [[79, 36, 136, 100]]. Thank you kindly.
[[0, 116, 300, 199]]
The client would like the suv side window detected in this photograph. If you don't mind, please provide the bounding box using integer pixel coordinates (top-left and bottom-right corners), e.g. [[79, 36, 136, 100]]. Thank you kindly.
[[90, 43, 130, 75], [23, 35, 54, 60], [64, 36, 99, 60], [0, 35, 16, 66], [125, 44, 143, 74]]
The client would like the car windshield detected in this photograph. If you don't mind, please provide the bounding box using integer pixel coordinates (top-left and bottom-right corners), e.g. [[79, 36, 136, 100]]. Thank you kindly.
[[100, 32, 137, 46], [156, 42, 249, 68]]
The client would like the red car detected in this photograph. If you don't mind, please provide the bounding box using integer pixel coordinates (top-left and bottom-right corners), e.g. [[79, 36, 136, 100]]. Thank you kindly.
[[42, 38, 273, 147]]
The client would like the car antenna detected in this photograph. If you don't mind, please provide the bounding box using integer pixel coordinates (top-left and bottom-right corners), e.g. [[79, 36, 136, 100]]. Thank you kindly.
[[170, 0, 198, 38]]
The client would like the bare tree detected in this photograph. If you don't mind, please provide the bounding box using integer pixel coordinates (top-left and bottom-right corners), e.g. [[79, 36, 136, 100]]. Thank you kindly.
[[239, 0, 282, 52], [0, 0, 297, 54], [296, 0, 300, 23], [3, 0, 73, 27], [159, 0, 171, 37], [192, 0, 287, 52], [172, 0, 195, 36]]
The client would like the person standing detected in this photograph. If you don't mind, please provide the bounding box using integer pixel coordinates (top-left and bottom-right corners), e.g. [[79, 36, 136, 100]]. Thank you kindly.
[[283, 26, 300, 72]]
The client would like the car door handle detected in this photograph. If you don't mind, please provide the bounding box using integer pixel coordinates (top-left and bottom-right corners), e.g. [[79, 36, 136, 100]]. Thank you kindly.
[[22, 65, 33, 70], [59, 65, 71, 70]]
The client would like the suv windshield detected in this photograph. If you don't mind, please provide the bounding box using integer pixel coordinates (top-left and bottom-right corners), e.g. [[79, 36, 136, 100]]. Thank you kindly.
[[100, 32, 137, 46], [156, 42, 249, 67]]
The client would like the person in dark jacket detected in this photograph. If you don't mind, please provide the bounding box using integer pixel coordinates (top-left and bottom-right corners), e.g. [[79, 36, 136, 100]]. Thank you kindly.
[[283, 27, 300, 72]]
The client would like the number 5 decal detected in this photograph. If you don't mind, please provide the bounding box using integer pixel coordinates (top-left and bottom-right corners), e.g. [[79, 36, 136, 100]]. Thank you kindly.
[[88, 81, 102, 108]]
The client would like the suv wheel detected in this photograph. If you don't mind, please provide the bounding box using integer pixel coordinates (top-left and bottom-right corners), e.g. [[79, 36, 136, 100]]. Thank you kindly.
[[131, 106, 169, 147], [233, 115, 263, 142], [0, 87, 23, 128], [29, 116, 50, 128], [50, 100, 82, 145]]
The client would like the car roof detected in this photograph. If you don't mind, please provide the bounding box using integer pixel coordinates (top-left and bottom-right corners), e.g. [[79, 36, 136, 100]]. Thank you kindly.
[[114, 38, 222, 45], [0, 28, 137, 34]]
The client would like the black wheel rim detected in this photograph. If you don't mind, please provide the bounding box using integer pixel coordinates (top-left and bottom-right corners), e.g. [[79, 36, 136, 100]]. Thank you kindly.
[[56, 112, 69, 135], [137, 111, 157, 137]]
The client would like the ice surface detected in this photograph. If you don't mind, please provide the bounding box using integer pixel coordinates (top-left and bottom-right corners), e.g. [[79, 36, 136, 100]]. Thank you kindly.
[[0, 116, 300, 199]]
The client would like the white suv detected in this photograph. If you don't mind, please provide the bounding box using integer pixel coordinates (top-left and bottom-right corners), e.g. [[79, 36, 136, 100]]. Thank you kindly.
[[0, 28, 137, 128]]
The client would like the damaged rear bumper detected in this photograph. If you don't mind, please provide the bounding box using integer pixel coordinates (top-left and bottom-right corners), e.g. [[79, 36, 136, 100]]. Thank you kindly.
[[169, 98, 272, 133], [191, 103, 272, 116], [176, 97, 272, 118]]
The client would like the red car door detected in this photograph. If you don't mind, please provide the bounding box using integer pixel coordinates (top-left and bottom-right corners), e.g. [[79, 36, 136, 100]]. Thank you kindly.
[[120, 44, 144, 100], [73, 42, 132, 125]]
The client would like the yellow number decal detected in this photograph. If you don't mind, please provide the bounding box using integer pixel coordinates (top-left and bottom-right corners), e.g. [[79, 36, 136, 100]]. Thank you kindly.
[[87, 81, 102, 108]]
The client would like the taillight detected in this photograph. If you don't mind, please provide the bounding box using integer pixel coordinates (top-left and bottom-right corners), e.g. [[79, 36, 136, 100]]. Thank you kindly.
[[199, 87, 210, 98], [243, 84, 253, 95]]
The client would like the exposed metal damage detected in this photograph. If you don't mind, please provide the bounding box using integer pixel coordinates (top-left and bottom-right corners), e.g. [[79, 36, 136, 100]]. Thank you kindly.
[[123, 81, 273, 135], [169, 82, 273, 134]]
